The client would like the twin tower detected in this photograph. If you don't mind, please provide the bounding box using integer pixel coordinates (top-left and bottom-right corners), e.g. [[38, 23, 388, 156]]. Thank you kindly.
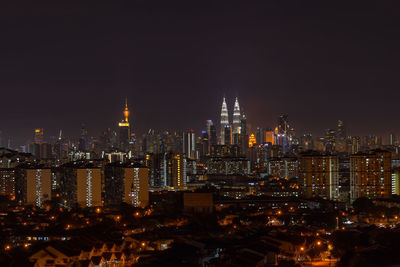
[[220, 97, 246, 145]]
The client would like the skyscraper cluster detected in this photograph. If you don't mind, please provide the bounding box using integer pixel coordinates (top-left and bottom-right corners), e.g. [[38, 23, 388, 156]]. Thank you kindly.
[[0, 95, 399, 210]]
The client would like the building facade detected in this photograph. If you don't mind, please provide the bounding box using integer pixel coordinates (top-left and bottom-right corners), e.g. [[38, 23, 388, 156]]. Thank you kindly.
[[298, 151, 339, 200], [350, 150, 391, 201]]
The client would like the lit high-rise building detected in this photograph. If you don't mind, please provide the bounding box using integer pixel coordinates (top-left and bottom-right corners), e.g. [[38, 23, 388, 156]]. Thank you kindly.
[[0, 168, 15, 198], [105, 162, 149, 208], [392, 167, 400, 195], [59, 163, 102, 208], [240, 114, 247, 135], [350, 150, 391, 201], [299, 151, 339, 200], [256, 127, 265, 145], [336, 120, 346, 152], [171, 153, 186, 189], [220, 97, 229, 145], [183, 129, 196, 159], [232, 97, 241, 135], [265, 130, 275, 145], [206, 120, 217, 152], [34, 128, 44, 144], [15, 166, 52, 207]]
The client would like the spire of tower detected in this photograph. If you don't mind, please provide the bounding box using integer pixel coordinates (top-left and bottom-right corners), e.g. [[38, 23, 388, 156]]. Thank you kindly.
[[123, 98, 130, 122], [221, 97, 229, 125], [220, 97, 229, 145], [232, 97, 241, 134]]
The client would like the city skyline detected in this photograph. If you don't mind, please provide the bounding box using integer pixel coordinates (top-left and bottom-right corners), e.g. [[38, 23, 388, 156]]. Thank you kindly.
[[0, 95, 397, 148], [2, 1, 400, 145], [2, 2, 400, 266]]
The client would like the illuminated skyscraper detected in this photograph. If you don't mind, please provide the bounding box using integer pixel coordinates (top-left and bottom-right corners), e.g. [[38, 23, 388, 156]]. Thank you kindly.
[[118, 98, 131, 150], [350, 150, 391, 201], [278, 114, 289, 134], [15, 166, 52, 207], [59, 163, 102, 208], [206, 120, 217, 151], [299, 151, 339, 200], [78, 124, 88, 151], [220, 97, 229, 145], [171, 153, 186, 189], [34, 128, 44, 144], [105, 162, 149, 208], [183, 129, 196, 159], [232, 97, 241, 134]]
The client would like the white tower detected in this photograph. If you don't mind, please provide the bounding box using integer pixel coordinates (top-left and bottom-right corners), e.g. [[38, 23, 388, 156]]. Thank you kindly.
[[232, 97, 241, 134], [220, 97, 229, 145]]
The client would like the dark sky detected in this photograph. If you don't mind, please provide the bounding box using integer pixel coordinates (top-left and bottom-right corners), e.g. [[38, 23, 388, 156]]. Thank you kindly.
[[1, 1, 400, 146]]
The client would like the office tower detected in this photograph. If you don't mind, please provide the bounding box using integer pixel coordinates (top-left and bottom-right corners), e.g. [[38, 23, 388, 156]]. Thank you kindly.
[[224, 125, 232, 145], [200, 131, 209, 157], [34, 128, 44, 144], [350, 150, 391, 201], [256, 127, 265, 145], [240, 114, 247, 135], [265, 130, 275, 145], [118, 98, 131, 150], [220, 97, 229, 145], [53, 130, 64, 160], [59, 163, 102, 208], [336, 120, 346, 152], [28, 143, 41, 158], [324, 129, 336, 152], [15, 166, 52, 207], [239, 114, 249, 156], [300, 133, 313, 151], [40, 143, 52, 159], [361, 135, 382, 150], [105, 162, 149, 208], [350, 136, 361, 154], [298, 151, 339, 200], [278, 114, 289, 134], [390, 133, 395, 146], [232, 97, 241, 135], [206, 120, 217, 151], [78, 124, 88, 152], [145, 129, 159, 154], [183, 129, 196, 159], [209, 123, 217, 146]]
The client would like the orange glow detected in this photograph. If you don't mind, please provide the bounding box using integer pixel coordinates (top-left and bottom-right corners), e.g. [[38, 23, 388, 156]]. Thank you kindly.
[[249, 134, 256, 147], [265, 131, 275, 145], [123, 98, 130, 122]]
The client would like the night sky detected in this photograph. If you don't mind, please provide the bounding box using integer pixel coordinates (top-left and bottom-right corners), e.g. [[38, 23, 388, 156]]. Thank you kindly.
[[1, 1, 400, 146]]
